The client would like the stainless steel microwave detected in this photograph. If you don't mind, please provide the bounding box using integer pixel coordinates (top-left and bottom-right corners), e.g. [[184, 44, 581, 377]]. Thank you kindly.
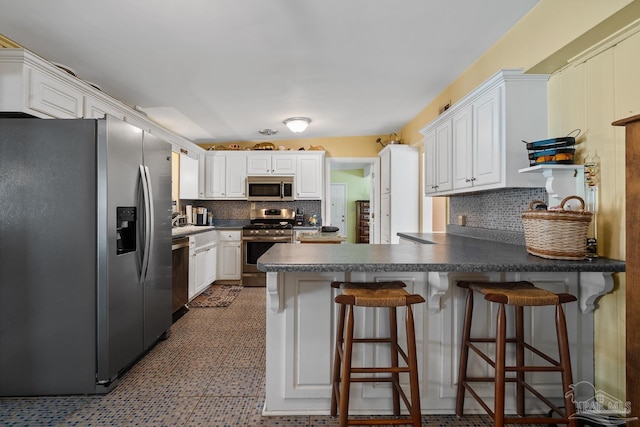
[[246, 176, 295, 201]]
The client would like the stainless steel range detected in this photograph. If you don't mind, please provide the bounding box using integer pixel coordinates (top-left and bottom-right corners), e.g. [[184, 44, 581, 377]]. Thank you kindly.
[[242, 208, 295, 286]]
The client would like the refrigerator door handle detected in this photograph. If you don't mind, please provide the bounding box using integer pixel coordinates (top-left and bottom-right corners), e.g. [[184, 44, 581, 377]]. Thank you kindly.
[[139, 164, 152, 284], [144, 164, 155, 275]]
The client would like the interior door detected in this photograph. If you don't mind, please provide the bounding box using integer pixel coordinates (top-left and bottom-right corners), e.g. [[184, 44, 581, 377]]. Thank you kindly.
[[330, 183, 347, 236]]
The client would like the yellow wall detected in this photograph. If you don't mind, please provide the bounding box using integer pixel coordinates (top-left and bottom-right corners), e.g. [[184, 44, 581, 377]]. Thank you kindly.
[[0, 34, 19, 48], [547, 27, 640, 400], [171, 151, 180, 208], [400, 0, 636, 146], [399, 0, 640, 400]]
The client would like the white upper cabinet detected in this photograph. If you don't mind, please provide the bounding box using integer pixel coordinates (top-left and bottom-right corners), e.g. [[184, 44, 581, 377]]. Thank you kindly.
[[295, 152, 324, 200], [27, 66, 84, 118], [420, 69, 548, 196], [452, 105, 473, 190], [204, 152, 247, 199], [247, 152, 296, 175], [0, 48, 203, 158], [179, 153, 200, 200], [424, 119, 453, 195], [203, 151, 323, 200], [472, 86, 502, 187], [205, 155, 226, 198], [84, 96, 126, 121], [225, 153, 248, 198]]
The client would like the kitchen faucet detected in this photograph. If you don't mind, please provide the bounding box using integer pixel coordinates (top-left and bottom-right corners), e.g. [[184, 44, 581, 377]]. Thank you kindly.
[[171, 213, 187, 227]]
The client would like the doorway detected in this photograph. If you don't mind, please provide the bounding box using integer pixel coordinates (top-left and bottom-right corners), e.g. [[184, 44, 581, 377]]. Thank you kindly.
[[330, 183, 347, 235], [324, 157, 379, 244]]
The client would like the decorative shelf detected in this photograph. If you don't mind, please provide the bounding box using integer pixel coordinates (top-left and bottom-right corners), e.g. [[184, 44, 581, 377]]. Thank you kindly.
[[518, 164, 585, 201]]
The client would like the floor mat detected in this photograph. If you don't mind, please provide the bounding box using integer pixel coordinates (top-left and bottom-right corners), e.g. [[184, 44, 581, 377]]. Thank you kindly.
[[189, 284, 243, 307]]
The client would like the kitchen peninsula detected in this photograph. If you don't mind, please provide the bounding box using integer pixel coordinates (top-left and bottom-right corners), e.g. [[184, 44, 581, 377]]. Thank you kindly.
[[257, 235, 624, 416]]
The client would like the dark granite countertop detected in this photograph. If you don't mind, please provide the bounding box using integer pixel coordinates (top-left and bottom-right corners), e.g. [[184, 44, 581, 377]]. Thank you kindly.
[[257, 233, 625, 273], [171, 220, 247, 239]]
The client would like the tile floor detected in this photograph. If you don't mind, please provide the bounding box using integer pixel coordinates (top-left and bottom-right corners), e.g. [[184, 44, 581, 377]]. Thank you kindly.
[[0, 287, 544, 426]]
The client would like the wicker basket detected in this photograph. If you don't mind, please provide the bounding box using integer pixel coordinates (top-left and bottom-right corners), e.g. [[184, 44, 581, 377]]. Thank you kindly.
[[521, 196, 593, 260]]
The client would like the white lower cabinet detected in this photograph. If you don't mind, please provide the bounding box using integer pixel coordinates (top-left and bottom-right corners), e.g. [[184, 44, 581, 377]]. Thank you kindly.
[[265, 270, 596, 414], [188, 237, 196, 299], [216, 230, 241, 281], [189, 231, 217, 299]]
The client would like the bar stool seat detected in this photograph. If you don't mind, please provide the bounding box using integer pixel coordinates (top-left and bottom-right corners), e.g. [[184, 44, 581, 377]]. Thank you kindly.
[[330, 281, 425, 427], [456, 281, 578, 427]]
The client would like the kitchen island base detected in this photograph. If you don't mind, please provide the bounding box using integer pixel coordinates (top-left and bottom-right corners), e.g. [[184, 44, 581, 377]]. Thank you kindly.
[[263, 270, 608, 416]]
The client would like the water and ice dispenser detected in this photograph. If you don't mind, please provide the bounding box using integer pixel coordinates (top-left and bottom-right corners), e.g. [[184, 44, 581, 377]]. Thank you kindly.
[[116, 207, 136, 255]]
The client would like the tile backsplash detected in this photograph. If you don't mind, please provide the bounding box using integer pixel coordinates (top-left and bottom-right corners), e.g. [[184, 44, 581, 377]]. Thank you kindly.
[[449, 187, 547, 232], [180, 200, 322, 223]]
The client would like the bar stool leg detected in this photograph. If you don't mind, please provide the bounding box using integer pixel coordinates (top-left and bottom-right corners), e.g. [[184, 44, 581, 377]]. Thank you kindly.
[[515, 305, 525, 416], [339, 304, 355, 427], [556, 304, 578, 427], [331, 303, 347, 417], [456, 289, 474, 416], [494, 303, 507, 427], [406, 305, 422, 427], [388, 306, 401, 416]]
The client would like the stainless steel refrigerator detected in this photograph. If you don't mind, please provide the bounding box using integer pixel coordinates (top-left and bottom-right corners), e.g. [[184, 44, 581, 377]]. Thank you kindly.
[[0, 116, 172, 395]]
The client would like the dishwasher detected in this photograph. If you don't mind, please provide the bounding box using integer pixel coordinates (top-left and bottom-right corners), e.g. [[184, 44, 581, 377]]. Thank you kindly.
[[171, 236, 190, 321]]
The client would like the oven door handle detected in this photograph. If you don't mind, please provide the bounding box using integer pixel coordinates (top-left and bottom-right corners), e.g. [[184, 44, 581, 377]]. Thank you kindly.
[[243, 236, 292, 242]]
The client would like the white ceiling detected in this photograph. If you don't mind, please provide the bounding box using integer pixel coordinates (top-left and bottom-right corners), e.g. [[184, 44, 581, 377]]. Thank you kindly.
[[0, 0, 539, 144]]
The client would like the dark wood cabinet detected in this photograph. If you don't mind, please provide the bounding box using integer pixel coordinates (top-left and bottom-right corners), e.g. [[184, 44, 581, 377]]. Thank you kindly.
[[612, 114, 639, 417], [355, 200, 370, 244]]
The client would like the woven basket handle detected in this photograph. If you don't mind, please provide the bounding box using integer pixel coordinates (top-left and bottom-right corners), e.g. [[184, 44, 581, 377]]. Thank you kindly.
[[528, 200, 547, 210], [560, 195, 585, 211]]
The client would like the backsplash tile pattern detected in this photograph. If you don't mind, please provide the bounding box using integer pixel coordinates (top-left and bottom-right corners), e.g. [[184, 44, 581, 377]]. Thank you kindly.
[[449, 188, 547, 232], [180, 200, 322, 223]]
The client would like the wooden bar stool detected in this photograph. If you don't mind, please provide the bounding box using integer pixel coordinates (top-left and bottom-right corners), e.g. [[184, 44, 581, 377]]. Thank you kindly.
[[330, 281, 425, 427], [456, 281, 578, 427]]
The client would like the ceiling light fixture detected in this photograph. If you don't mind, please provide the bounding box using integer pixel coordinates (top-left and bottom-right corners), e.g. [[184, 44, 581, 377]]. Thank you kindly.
[[283, 117, 311, 133], [259, 128, 278, 135]]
